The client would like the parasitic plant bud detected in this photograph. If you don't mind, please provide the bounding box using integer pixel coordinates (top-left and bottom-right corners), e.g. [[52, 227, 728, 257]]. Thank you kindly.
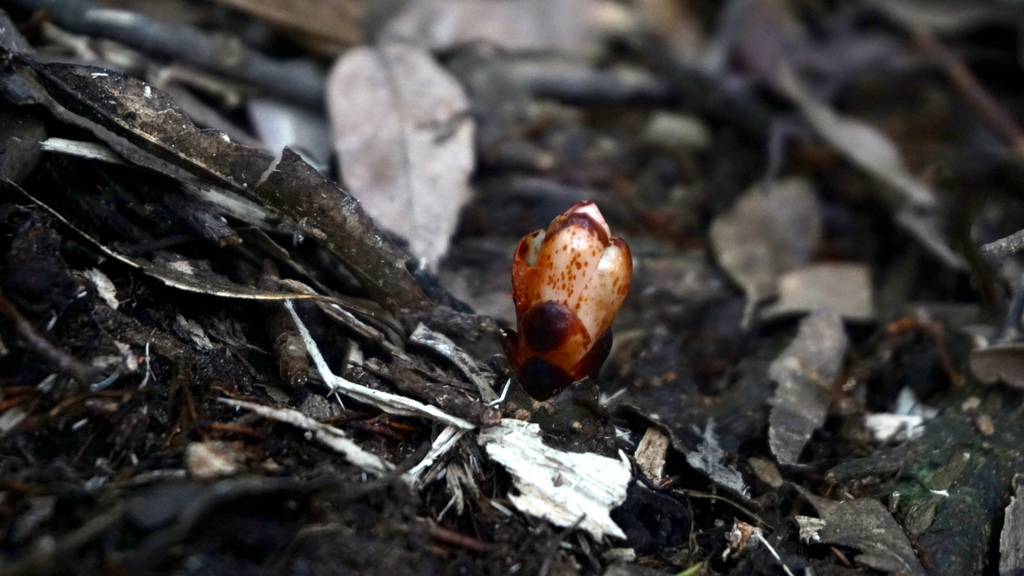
[[503, 201, 632, 400]]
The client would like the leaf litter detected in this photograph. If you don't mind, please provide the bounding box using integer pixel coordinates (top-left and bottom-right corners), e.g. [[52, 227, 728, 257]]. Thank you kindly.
[[2, 1, 1024, 574], [768, 310, 848, 466], [327, 43, 475, 269], [709, 176, 822, 304], [798, 490, 927, 576]]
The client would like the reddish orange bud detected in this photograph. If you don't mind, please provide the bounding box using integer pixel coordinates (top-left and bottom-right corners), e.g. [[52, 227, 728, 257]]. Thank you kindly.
[[503, 201, 632, 400]]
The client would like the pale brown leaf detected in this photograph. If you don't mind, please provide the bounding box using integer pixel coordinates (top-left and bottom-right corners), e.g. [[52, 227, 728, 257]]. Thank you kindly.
[[761, 263, 875, 322], [709, 177, 822, 302], [327, 43, 475, 268]]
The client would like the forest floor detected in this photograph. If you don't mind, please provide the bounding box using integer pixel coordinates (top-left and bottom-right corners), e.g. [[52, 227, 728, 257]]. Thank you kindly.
[[1, 1, 1024, 575]]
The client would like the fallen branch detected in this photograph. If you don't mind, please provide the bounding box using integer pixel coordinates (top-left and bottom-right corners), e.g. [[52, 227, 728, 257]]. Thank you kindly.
[[4, 0, 325, 107], [980, 228, 1024, 260]]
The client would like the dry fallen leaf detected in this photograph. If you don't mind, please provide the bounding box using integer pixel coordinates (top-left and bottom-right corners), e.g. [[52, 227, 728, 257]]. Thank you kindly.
[[799, 491, 927, 576], [761, 262, 875, 322], [769, 310, 848, 465], [685, 420, 752, 500], [709, 177, 822, 303], [723, 2, 959, 269], [327, 43, 475, 268], [635, 0, 705, 65], [383, 0, 607, 57], [4, 52, 430, 313], [776, 64, 962, 269], [874, 0, 1016, 34]]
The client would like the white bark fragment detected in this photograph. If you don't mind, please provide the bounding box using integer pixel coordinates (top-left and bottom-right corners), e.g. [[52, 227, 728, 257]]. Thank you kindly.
[[479, 419, 630, 540], [795, 515, 826, 543], [864, 414, 925, 442]]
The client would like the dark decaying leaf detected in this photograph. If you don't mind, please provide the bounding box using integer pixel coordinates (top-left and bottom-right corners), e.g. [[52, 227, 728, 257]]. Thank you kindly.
[[409, 323, 496, 403], [0, 48, 429, 313], [800, 491, 927, 576], [709, 177, 821, 303], [768, 310, 847, 465], [0, 8, 32, 53], [2, 179, 316, 302], [685, 421, 751, 501], [327, 43, 474, 269], [617, 405, 754, 504], [0, 103, 46, 183]]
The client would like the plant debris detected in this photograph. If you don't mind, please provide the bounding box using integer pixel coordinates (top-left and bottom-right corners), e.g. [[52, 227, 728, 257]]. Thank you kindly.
[[799, 491, 927, 576], [768, 310, 848, 465], [1001, 483, 1024, 576], [478, 418, 631, 540], [2, 1, 1024, 574], [709, 177, 821, 305], [327, 43, 474, 269]]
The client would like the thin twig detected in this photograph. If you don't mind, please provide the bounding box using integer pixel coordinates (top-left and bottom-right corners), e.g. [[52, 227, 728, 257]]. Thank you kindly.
[[674, 488, 768, 528], [752, 530, 796, 576], [0, 289, 104, 385], [426, 522, 495, 554], [980, 229, 1024, 260], [5, 0, 326, 107], [538, 515, 586, 576], [907, 24, 1024, 162]]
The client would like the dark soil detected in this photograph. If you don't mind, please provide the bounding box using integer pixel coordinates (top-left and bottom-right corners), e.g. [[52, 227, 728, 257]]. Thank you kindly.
[[1, 1, 1024, 576]]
